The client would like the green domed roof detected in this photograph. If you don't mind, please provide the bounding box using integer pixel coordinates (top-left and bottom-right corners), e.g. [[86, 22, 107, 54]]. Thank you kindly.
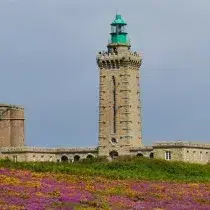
[[111, 14, 127, 25]]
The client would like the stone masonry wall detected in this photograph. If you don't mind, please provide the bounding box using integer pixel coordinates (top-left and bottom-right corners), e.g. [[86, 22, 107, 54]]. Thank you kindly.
[[153, 142, 210, 164], [10, 107, 25, 147], [0, 105, 11, 147], [0, 104, 25, 147], [0, 146, 98, 163], [154, 147, 184, 161], [97, 47, 142, 157], [183, 148, 209, 164]]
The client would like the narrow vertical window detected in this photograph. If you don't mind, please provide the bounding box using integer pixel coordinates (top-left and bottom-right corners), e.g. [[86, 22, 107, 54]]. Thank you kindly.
[[33, 155, 36, 162], [186, 150, 189, 161], [112, 76, 116, 133], [200, 151, 203, 161], [193, 151, 196, 160]]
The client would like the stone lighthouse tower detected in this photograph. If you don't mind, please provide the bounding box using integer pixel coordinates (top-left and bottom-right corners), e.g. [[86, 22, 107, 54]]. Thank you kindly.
[[97, 14, 142, 158]]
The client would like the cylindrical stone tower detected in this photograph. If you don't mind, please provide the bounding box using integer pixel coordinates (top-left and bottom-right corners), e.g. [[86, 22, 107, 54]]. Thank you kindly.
[[0, 104, 12, 147], [0, 104, 25, 148], [10, 106, 25, 147]]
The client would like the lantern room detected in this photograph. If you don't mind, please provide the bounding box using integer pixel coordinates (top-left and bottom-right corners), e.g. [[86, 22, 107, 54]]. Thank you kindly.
[[110, 14, 128, 44]]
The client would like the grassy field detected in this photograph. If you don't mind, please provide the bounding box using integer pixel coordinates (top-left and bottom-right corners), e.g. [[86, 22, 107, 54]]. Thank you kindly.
[[0, 157, 209, 209], [0, 156, 209, 183]]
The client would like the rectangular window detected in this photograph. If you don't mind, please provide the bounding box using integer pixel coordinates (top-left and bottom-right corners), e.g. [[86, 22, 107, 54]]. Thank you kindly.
[[193, 151, 196, 160], [13, 156, 17, 162], [165, 151, 171, 160], [41, 155, 44, 162], [186, 151, 189, 161]]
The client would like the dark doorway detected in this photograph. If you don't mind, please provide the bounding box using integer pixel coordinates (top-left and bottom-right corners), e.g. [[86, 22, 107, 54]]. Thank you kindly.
[[150, 153, 154, 159], [61, 155, 68, 162], [74, 155, 80, 162], [87, 154, 94, 159], [137, 153, 143, 157], [109, 151, 118, 159]]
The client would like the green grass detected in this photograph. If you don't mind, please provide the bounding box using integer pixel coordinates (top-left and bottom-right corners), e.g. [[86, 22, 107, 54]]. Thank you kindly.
[[0, 157, 209, 183]]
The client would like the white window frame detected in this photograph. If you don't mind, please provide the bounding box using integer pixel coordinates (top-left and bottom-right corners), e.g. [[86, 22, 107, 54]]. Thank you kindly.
[[165, 151, 171, 160], [200, 151, 203, 161]]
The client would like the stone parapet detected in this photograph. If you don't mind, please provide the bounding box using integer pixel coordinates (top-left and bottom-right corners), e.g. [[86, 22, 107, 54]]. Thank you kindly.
[[97, 51, 141, 61], [97, 51, 142, 70], [129, 146, 153, 152], [153, 141, 210, 149], [0, 146, 98, 154], [0, 104, 24, 110]]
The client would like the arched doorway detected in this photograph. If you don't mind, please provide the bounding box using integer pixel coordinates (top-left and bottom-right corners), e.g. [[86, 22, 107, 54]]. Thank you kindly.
[[137, 153, 143, 157], [61, 155, 68, 162], [87, 154, 94, 159], [150, 153, 154, 159], [109, 151, 118, 159], [74, 155, 80, 162]]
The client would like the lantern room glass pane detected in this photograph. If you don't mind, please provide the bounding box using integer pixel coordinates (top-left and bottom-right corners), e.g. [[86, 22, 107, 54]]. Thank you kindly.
[[111, 26, 116, 33], [112, 25, 127, 34], [121, 25, 127, 33], [116, 25, 121, 34]]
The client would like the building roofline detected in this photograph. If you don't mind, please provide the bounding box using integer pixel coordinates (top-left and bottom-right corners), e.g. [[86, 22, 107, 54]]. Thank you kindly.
[[153, 141, 210, 149], [0, 146, 98, 153]]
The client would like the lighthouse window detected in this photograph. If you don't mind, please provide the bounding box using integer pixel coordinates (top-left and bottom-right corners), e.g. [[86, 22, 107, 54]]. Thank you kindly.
[[121, 25, 126, 33], [111, 26, 116, 33], [111, 138, 117, 143], [116, 25, 121, 33]]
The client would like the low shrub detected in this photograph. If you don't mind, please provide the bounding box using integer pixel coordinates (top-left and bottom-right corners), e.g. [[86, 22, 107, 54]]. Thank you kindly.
[[0, 157, 209, 182]]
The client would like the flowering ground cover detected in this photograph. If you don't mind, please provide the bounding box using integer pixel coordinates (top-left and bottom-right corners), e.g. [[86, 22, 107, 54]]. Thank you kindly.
[[0, 168, 209, 210]]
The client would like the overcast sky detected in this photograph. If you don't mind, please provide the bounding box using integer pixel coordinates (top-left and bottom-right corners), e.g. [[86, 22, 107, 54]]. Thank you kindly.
[[0, 0, 209, 147]]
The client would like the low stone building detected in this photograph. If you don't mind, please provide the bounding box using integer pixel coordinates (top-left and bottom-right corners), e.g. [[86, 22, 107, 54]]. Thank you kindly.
[[0, 146, 97, 163], [153, 141, 210, 164], [0, 141, 209, 164]]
